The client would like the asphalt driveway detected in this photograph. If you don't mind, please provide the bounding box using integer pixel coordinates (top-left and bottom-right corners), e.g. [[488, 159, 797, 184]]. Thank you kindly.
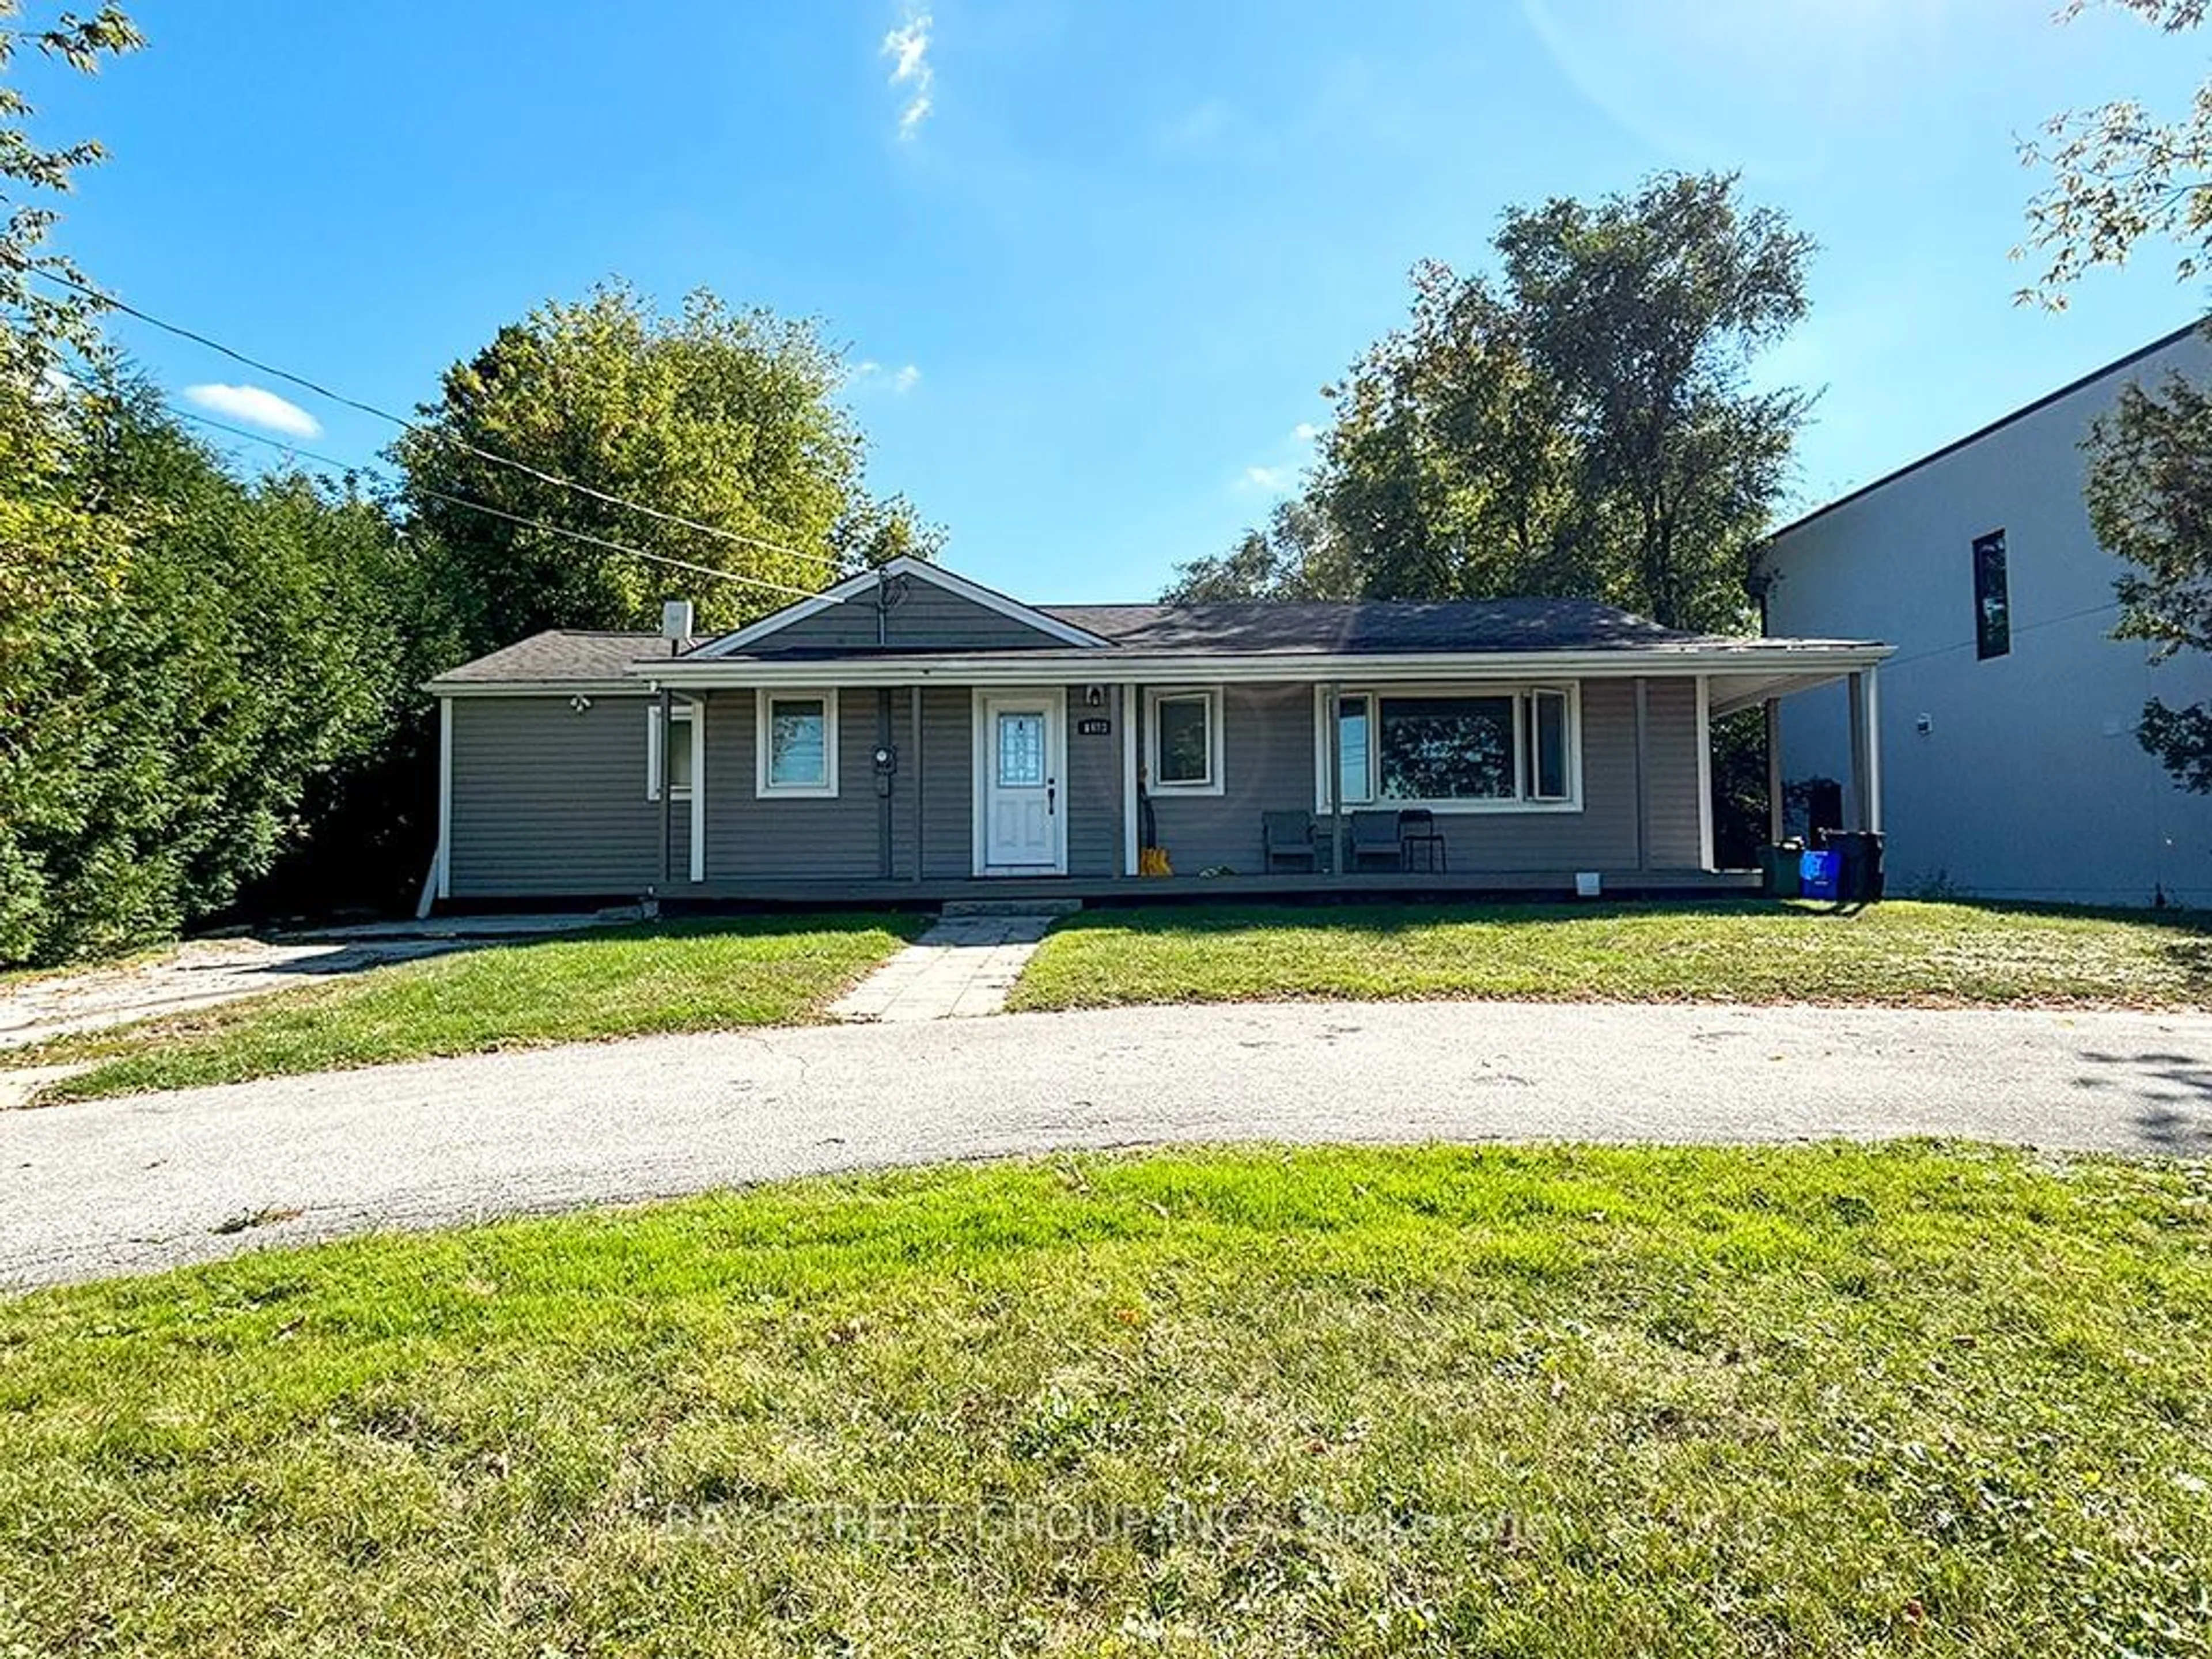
[[6, 998, 2211, 1289]]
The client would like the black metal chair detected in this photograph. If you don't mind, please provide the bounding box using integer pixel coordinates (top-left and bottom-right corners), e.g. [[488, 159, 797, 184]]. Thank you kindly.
[[1397, 808, 1447, 873], [1348, 810, 1402, 872], [1262, 810, 1319, 873]]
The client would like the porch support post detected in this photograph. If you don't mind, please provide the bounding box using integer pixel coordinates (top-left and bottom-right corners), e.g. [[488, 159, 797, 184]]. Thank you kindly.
[[1122, 683, 1141, 877], [1633, 677, 1651, 872], [1862, 666, 1883, 834], [910, 685, 925, 882], [1846, 671, 1869, 831], [1763, 696, 1785, 846], [655, 684, 673, 897], [1325, 680, 1344, 878]]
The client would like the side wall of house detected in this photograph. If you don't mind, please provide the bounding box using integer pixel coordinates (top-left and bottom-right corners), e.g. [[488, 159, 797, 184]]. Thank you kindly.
[[1141, 677, 1705, 876], [1764, 329, 2212, 906], [446, 694, 668, 897]]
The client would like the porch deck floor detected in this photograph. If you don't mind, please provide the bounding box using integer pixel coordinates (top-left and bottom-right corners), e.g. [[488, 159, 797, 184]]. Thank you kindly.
[[662, 869, 1760, 911]]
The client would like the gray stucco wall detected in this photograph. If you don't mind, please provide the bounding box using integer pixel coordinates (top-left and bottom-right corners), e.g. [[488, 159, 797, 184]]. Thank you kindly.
[[751, 582, 1077, 653], [1763, 328, 2212, 905], [446, 695, 665, 897]]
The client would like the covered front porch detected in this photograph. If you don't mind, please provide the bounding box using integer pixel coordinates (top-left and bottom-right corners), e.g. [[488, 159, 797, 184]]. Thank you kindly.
[[641, 655, 1886, 906]]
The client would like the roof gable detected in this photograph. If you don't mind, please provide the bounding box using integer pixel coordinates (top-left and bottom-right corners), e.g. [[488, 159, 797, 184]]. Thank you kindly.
[[690, 557, 1110, 658]]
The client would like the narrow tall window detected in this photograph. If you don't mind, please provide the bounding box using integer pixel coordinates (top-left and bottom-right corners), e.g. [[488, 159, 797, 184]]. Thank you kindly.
[[1973, 529, 2009, 660]]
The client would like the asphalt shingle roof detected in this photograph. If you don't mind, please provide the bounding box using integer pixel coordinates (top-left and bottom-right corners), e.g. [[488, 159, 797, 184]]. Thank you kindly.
[[430, 597, 1858, 685], [1036, 597, 1703, 654], [429, 630, 694, 685]]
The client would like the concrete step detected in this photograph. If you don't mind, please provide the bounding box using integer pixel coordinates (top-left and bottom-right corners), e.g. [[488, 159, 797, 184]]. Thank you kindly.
[[939, 897, 1084, 918]]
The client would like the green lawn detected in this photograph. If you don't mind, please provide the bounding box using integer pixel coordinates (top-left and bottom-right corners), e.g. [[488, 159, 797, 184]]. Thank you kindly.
[[1009, 899, 2212, 1012], [2, 1145, 2207, 1656], [5, 915, 920, 1104]]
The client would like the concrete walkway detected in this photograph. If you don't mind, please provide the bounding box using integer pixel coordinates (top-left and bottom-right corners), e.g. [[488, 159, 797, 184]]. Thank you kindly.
[[828, 915, 1056, 1021], [6, 999, 2211, 1289]]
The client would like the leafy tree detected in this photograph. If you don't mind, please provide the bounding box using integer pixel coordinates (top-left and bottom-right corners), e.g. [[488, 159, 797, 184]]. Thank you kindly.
[[396, 282, 939, 654], [1162, 499, 1353, 602], [2084, 365, 2212, 790], [2, 377, 423, 963], [1168, 173, 1812, 637], [2020, 1, 2212, 304]]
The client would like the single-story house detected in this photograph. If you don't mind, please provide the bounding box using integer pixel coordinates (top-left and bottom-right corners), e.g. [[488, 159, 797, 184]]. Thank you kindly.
[[424, 556, 1891, 906], [1760, 320, 2212, 906]]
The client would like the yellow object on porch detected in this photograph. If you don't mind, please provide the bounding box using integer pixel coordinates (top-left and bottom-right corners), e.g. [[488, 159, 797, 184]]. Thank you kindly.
[[1139, 846, 1173, 877]]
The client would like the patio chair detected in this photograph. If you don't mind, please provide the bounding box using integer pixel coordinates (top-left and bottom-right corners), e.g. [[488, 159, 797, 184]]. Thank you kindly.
[[1397, 808, 1447, 873], [1262, 810, 1320, 873], [1348, 810, 1403, 872]]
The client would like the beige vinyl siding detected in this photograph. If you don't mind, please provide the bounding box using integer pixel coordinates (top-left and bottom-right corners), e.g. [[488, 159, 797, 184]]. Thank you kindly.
[[446, 695, 662, 897]]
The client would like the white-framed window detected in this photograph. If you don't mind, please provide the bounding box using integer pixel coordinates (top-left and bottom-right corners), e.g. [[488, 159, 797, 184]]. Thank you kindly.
[[1315, 684, 1581, 812], [1144, 687, 1222, 795], [645, 702, 701, 801], [755, 689, 839, 798]]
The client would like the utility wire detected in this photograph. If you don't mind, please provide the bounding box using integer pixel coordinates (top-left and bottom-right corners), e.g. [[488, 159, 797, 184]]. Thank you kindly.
[[31, 267, 849, 574], [1878, 596, 2126, 673], [62, 372, 843, 605]]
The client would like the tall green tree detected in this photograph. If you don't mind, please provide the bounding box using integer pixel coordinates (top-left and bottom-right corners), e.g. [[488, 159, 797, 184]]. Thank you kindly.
[[4, 378, 422, 963], [2020, 0, 2212, 304], [396, 282, 938, 654], [2085, 366, 2212, 791], [1164, 173, 1813, 635]]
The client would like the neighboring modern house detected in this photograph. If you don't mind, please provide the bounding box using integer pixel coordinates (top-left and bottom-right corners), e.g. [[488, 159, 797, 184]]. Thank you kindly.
[[1760, 321, 2212, 907], [424, 556, 1888, 906]]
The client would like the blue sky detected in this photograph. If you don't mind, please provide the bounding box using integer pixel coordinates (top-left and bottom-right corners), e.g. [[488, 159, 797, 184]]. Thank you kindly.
[[26, 0, 2209, 602]]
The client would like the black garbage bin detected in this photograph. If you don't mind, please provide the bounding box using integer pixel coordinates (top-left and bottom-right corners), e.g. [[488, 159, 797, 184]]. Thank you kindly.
[[1758, 841, 1804, 899], [1825, 830, 1885, 903]]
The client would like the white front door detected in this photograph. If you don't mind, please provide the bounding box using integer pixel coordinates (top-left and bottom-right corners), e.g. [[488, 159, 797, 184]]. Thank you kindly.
[[979, 691, 1065, 873]]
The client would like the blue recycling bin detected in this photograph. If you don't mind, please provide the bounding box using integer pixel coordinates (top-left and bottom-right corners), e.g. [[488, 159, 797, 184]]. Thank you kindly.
[[1799, 848, 1842, 902]]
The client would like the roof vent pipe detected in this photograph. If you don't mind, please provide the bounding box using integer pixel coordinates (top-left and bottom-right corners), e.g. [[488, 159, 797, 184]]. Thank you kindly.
[[661, 599, 695, 641]]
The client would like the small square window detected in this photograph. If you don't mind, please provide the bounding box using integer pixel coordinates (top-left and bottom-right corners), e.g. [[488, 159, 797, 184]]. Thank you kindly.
[[756, 691, 839, 798], [1146, 690, 1220, 793]]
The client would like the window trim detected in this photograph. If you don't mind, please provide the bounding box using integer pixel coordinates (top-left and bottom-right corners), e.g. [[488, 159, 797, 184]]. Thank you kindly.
[[1312, 682, 1584, 813], [755, 688, 840, 799], [645, 703, 699, 802], [1143, 685, 1224, 796]]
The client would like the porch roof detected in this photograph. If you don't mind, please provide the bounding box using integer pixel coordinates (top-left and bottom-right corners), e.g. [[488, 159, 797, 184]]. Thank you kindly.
[[426, 599, 1888, 698]]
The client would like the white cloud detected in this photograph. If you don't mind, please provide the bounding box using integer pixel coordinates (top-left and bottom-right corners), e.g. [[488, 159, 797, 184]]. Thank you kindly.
[[881, 8, 934, 139], [850, 359, 922, 396], [183, 382, 321, 440], [1234, 423, 1321, 495]]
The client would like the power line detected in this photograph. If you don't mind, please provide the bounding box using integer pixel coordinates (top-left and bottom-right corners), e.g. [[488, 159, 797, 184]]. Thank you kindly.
[[55, 370, 843, 605], [30, 267, 849, 574], [1880, 597, 2126, 673]]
